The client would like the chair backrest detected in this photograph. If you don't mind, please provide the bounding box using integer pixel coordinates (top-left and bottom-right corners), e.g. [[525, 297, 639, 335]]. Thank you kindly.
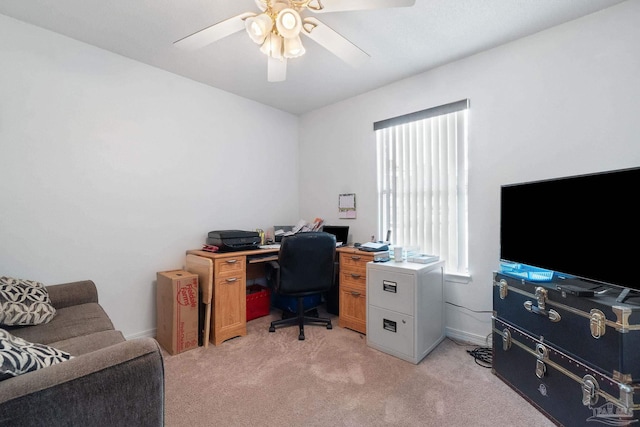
[[277, 232, 336, 296]]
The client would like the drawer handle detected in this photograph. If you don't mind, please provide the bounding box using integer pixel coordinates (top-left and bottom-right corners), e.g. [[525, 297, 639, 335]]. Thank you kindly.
[[523, 301, 561, 323], [350, 291, 361, 297], [351, 256, 361, 260], [225, 277, 238, 283], [383, 280, 397, 293], [225, 259, 238, 264], [383, 318, 396, 333], [350, 273, 362, 279]]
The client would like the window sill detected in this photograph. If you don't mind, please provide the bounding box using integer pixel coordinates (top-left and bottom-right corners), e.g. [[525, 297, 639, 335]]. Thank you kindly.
[[445, 272, 472, 284]]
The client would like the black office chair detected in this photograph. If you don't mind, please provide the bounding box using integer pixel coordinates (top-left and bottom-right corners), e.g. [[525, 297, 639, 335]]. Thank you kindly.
[[268, 232, 336, 340]]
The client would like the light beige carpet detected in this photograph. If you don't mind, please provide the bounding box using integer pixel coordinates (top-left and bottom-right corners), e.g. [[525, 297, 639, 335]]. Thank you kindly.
[[163, 309, 554, 426]]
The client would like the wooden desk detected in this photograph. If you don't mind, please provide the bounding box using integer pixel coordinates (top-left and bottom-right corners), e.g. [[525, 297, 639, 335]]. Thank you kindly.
[[186, 248, 279, 346], [186, 245, 381, 345]]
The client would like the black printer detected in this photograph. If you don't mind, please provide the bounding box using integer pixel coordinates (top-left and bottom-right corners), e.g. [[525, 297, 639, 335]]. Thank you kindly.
[[207, 230, 261, 252]]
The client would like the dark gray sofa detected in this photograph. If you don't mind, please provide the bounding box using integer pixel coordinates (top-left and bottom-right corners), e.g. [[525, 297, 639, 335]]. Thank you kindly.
[[0, 280, 164, 426]]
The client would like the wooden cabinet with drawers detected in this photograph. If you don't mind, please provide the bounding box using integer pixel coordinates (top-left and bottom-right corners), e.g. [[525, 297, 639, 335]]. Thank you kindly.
[[212, 255, 247, 345], [186, 250, 250, 346], [337, 247, 375, 334]]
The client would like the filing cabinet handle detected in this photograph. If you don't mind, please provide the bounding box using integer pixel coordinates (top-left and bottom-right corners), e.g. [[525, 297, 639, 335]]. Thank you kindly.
[[225, 259, 238, 264], [350, 273, 362, 279], [225, 277, 238, 283], [351, 256, 361, 260], [350, 291, 361, 297]]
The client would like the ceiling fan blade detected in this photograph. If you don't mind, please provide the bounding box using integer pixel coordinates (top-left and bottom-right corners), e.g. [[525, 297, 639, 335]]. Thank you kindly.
[[302, 18, 369, 68], [254, 0, 269, 12], [307, 0, 415, 13], [268, 57, 287, 82], [174, 12, 255, 50]]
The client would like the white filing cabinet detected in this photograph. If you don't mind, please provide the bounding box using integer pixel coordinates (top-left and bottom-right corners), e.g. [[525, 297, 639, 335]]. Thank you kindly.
[[366, 260, 445, 364]]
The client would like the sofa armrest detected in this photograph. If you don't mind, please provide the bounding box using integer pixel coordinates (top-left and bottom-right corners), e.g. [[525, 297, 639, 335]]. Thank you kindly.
[[0, 337, 164, 426], [46, 280, 99, 309]]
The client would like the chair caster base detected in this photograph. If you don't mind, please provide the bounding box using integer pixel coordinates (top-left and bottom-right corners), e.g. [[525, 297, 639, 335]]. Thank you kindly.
[[327, 323, 332, 330], [298, 334, 305, 341], [269, 325, 275, 332]]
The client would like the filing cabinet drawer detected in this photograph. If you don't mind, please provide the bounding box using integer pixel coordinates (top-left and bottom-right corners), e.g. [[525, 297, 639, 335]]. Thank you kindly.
[[367, 269, 415, 316], [368, 305, 414, 357]]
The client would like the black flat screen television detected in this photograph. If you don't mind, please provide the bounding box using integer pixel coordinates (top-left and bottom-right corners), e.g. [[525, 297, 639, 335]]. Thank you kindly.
[[500, 167, 640, 296]]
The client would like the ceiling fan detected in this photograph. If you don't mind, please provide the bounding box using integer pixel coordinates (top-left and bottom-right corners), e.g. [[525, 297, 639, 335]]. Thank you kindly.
[[174, 0, 416, 82]]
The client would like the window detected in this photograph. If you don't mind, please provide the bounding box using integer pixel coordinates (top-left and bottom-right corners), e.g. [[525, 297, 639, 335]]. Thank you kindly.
[[374, 99, 469, 275]]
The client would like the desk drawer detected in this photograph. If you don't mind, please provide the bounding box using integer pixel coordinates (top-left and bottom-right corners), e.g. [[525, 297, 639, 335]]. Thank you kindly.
[[341, 270, 367, 290], [339, 285, 366, 334], [215, 256, 246, 276], [340, 253, 371, 271]]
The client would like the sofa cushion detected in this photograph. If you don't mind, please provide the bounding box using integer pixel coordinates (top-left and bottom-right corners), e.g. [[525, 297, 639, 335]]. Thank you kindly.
[[0, 328, 73, 381], [6, 303, 115, 345], [0, 277, 56, 326], [51, 330, 126, 356]]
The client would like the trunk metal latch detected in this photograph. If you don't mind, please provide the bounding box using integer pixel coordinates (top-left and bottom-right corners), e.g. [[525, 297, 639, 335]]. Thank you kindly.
[[535, 287, 547, 310], [535, 343, 548, 379], [589, 309, 607, 339], [502, 328, 512, 351], [581, 374, 600, 406], [499, 279, 508, 299], [523, 286, 561, 323]]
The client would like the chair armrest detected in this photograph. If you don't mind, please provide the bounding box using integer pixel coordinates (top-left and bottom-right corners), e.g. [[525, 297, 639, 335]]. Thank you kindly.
[[265, 261, 280, 293], [46, 280, 99, 309], [268, 260, 280, 270], [0, 337, 164, 426]]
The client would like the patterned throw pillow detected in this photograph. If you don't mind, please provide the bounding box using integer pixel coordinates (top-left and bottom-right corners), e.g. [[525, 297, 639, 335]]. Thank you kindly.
[[0, 277, 57, 326], [0, 328, 73, 381]]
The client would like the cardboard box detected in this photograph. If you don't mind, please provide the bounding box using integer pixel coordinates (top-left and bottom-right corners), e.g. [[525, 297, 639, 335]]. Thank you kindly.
[[156, 270, 199, 355]]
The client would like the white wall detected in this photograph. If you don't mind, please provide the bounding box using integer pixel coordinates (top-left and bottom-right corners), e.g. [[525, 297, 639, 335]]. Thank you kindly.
[[0, 15, 299, 338], [3, 1, 639, 344], [298, 1, 640, 343]]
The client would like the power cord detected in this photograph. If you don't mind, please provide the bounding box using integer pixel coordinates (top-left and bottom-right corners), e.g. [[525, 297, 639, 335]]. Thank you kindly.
[[466, 346, 492, 368], [445, 301, 492, 313], [448, 334, 493, 368]]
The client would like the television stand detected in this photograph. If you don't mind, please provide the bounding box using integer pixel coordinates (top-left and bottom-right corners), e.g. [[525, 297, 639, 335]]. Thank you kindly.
[[492, 271, 640, 425]]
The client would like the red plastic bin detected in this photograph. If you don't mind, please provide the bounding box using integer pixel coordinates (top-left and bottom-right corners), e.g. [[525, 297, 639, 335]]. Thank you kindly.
[[246, 285, 271, 321]]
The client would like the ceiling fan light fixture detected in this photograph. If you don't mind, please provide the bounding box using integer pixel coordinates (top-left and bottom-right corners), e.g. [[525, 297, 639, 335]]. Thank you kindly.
[[283, 35, 305, 58], [245, 13, 273, 44], [260, 32, 283, 60], [276, 8, 302, 38]]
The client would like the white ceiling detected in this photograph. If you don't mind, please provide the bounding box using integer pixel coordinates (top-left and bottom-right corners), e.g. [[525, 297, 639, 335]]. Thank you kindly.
[[0, 0, 627, 115]]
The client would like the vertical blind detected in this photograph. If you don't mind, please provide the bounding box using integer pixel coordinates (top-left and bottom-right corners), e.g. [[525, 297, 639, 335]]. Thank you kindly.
[[374, 100, 469, 274]]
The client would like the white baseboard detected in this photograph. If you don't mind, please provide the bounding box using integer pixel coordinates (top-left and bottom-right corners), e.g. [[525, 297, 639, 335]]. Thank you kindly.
[[125, 326, 491, 347], [125, 328, 156, 340], [445, 326, 492, 347]]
